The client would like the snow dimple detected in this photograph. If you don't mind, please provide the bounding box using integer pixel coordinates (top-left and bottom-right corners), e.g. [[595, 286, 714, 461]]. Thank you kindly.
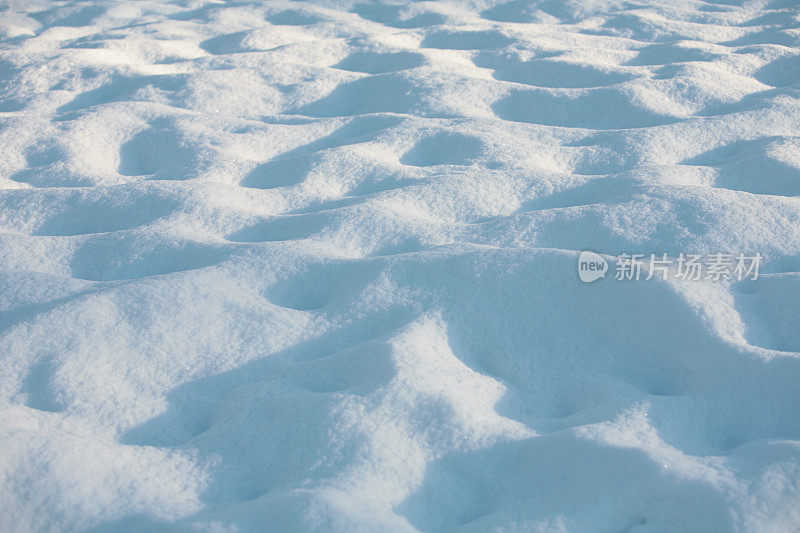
[[420, 29, 515, 50], [198, 31, 251, 56], [734, 274, 800, 353], [753, 52, 800, 87], [496, 60, 633, 88], [353, 3, 448, 29], [683, 137, 800, 197], [226, 213, 330, 244], [267, 10, 321, 27], [492, 87, 681, 129], [334, 50, 426, 74], [2, 0, 800, 531], [117, 119, 204, 179], [401, 132, 484, 167]]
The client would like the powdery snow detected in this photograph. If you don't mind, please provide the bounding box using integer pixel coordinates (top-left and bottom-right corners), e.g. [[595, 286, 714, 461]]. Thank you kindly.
[[1, 0, 800, 530]]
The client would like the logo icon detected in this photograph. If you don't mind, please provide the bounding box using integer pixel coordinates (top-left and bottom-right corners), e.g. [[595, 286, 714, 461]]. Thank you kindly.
[[578, 251, 608, 283]]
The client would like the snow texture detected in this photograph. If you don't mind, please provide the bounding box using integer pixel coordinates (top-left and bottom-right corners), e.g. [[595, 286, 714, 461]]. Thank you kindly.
[[1, 0, 800, 530]]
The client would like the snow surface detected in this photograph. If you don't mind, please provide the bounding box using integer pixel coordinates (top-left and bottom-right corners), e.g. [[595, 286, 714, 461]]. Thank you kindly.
[[2, 0, 800, 530]]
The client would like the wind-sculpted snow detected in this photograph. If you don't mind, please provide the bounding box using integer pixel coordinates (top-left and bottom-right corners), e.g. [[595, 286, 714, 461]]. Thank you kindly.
[[1, 0, 800, 530]]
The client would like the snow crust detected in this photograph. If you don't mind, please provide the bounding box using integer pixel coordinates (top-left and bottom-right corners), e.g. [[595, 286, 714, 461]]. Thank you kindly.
[[1, 0, 800, 530]]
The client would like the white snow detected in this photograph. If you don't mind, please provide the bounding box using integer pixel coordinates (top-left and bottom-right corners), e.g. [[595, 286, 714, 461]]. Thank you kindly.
[[1, 0, 800, 530]]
